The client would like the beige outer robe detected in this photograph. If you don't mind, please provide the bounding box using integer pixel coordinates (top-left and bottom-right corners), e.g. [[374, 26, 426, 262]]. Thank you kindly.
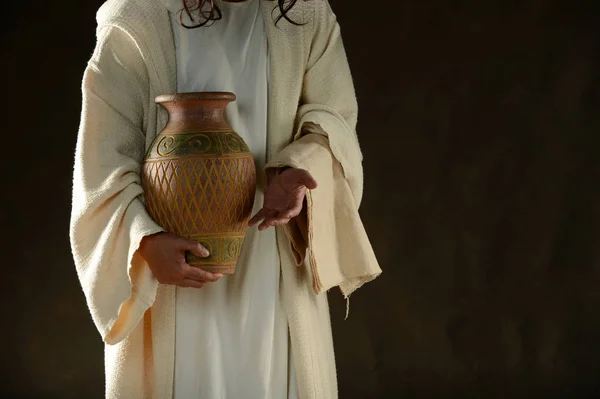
[[70, 0, 381, 398]]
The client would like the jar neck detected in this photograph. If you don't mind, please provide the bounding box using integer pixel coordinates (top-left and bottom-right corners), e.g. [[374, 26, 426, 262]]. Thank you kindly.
[[162, 102, 231, 132]]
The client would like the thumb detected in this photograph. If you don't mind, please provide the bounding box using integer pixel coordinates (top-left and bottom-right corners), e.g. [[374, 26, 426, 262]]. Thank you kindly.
[[180, 238, 210, 258], [298, 170, 318, 190]]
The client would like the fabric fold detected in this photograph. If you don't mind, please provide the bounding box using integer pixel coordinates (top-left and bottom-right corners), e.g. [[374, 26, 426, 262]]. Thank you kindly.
[[70, 26, 165, 345]]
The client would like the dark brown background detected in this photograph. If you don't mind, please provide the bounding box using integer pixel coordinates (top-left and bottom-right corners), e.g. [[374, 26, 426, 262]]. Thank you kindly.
[[1, 0, 600, 398]]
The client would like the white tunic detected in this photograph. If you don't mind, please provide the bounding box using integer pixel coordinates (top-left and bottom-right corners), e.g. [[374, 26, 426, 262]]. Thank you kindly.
[[161, 0, 297, 397]]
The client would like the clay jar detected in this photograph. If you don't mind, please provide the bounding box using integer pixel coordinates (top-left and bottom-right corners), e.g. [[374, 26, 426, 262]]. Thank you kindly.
[[141, 92, 256, 274]]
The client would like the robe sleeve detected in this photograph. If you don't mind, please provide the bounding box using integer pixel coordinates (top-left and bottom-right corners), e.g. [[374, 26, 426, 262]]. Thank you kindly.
[[70, 25, 165, 345], [292, 0, 363, 206], [266, 134, 381, 297], [265, 0, 365, 266]]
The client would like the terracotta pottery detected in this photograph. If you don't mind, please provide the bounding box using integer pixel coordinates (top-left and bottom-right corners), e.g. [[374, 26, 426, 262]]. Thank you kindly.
[[141, 92, 256, 275]]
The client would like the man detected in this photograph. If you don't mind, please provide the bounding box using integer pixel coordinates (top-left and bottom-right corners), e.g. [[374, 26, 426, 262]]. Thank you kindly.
[[70, 0, 380, 397]]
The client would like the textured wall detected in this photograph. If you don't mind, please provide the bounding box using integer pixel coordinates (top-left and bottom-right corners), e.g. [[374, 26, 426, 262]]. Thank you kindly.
[[1, 0, 599, 398]]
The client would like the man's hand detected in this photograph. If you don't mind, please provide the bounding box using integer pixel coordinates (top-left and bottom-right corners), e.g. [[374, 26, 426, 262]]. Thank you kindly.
[[137, 232, 222, 288], [249, 167, 317, 231]]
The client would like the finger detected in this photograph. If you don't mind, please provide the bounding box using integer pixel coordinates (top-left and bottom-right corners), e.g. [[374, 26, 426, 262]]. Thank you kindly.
[[183, 264, 223, 282], [248, 208, 266, 227], [258, 215, 277, 231], [179, 238, 210, 257], [258, 216, 291, 231], [178, 279, 207, 289], [250, 208, 277, 227]]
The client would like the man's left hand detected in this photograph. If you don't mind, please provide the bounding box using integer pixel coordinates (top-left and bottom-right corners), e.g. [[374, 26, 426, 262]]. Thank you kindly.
[[249, 167, 317, 231]]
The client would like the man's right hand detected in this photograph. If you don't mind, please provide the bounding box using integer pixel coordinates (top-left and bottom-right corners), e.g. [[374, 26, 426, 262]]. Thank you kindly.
[[138, 232, 222, 288]]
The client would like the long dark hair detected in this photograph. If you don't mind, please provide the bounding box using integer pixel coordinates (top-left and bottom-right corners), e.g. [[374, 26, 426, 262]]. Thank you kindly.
[[178, 0, 302, 28]]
